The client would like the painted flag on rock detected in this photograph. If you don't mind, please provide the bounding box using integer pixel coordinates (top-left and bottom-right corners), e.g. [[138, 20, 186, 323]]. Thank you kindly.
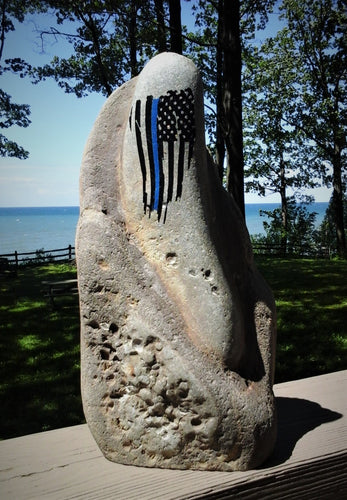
[[129, 88, 195, 222]]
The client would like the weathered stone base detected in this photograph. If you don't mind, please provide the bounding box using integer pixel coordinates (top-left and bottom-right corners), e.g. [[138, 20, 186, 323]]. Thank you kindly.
[[77, 54, 277, 471]]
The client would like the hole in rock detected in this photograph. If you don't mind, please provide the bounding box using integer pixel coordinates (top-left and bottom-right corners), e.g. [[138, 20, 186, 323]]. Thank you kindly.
[[191, 417, 202, 426], [102, 342, 113, 350], [100, 348, 110, 360], [110, 389, 123, 399], [165, 252, 177, 265], [195, 396, 206, 405], [102, 208, 108, 215], [178, 387, 189, 399], [186, 432, 196, 441], [88, 319, 99, 329], [145, 335, 157, 346], [109, 323, 119, 333]]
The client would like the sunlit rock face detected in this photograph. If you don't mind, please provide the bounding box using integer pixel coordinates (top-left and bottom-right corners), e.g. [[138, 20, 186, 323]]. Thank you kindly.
[[76, 53, 277, 471]]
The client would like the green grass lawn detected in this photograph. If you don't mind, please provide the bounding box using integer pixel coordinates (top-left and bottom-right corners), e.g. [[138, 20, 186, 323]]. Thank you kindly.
[[255, 256, 347, 383], [0, 263, 82, 439], [0, 257, 346, 439]]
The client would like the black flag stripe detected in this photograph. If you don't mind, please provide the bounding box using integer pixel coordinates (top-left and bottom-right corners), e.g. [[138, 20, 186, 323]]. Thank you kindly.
[[134, 100, 147, 211]]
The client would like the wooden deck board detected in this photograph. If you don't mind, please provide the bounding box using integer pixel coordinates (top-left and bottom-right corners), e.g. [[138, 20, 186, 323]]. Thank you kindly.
[[1, 370, 346, 499]]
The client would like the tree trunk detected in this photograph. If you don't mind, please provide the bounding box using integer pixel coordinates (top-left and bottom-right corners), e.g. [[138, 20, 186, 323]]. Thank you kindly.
[[279, 154, 288, 256], [215, 0, 225, 182], [154, 0, 167, 52], [221, 0, 245, 218], [332, 145, 346, 258], [169, 0, 182, 54], [129, 2, 138, 77], [0, 0, 6, 61], [78, 9, 114, 96]]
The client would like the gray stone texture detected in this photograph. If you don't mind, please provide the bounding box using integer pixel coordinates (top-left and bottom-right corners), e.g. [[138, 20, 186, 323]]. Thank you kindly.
[[76, 53, 277, 471]]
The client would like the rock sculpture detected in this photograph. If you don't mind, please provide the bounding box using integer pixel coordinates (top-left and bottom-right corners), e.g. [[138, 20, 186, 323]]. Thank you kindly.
[[76, 53, 277, 471]]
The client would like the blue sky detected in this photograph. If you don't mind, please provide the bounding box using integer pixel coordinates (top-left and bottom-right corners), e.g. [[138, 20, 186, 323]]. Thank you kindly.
[[1, 12, 105, 207], [0, 8, 331, 207]]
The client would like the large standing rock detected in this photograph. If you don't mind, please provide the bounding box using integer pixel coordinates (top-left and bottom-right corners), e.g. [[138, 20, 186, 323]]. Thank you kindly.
[[76, 53, 277, 471]]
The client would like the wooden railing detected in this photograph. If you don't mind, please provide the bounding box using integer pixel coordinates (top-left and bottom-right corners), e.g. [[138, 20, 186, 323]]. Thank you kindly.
[[0, 245, 75, 270], [252, 242, 331, 258], [0, 242, 332, 274]]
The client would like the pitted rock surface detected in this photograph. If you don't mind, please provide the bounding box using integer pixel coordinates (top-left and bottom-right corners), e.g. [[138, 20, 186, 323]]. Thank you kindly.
[[76, 53, 277, 471]]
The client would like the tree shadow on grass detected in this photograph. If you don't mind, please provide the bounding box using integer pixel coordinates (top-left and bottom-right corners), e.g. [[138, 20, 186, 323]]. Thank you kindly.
[[0, 264, 84, 439], [261, 396, 343, 468], [255, 257, 347, 383], [0, 299, 84, 438]]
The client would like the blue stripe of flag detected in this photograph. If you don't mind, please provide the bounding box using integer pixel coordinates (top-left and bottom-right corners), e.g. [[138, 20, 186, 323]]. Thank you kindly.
[[151, 98, 160, 211]]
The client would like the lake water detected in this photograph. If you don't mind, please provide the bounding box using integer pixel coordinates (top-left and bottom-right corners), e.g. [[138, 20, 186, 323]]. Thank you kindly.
[[0, 203, 329, 256]]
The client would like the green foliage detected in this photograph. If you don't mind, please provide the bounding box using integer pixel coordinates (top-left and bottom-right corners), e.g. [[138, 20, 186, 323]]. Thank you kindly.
[[0, 87, 31, 158], [314, 194, 347, 256], [0, 132, 29, 159], [252, 194, 347, 258], [20, 248, 54, 265], [243, 41, 321, 200], [187, 0, 276, 149], [252, 198, 319, 255], [31, 0, 171, 96], [0, 2, 34, 159], [278, 0, 347, 174], [243, 0, 346, 257], [279, 0, 347, 255]]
